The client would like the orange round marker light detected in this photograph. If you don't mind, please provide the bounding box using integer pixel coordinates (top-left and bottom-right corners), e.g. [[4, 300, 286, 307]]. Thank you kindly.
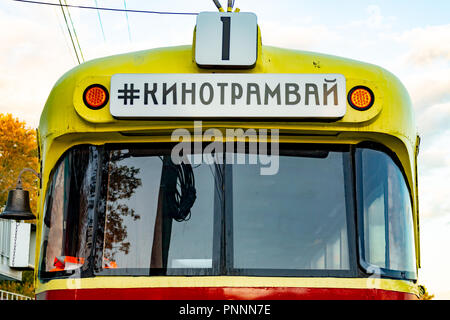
[[348, 86, 374, 111], [83, 84, 109, 110]]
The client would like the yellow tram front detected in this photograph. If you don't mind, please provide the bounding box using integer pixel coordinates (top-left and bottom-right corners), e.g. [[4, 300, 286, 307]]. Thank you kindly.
[[34, 11, 420, 300]]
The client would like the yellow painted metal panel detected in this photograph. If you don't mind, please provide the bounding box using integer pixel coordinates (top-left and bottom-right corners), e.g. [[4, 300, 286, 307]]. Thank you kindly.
[[36, 276, 419, 297], [35, 27, 419, 295]]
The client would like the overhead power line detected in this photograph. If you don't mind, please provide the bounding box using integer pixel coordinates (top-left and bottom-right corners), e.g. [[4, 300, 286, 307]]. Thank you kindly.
[[53, 6, 78, 64], [94, 0, 106, 41], [57, 0, 81, 64], [12, 0, 199, 15], [63, 0, 84, 62], [124, 0, 132, 42]]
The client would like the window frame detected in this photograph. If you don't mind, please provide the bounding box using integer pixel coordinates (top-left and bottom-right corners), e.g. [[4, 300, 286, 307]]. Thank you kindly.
[[354, 142, 418, 281], [38, 145, 101, 281], [38, 142, 417, 282], [223, 144, 359, 278], [93, 144, 222, 277]]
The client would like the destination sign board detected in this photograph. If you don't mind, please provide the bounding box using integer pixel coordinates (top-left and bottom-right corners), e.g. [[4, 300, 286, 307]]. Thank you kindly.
[[110, 73, 346, 119]]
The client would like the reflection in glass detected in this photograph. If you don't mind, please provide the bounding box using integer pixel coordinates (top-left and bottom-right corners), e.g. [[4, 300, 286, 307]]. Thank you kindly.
[[358, 148, 416, 277], [39, 144, 416, 281], [98, 149, 216, 275], [41, 146, 99, 274], [102, 150, 143, 269], [232, 152, 350, 271]]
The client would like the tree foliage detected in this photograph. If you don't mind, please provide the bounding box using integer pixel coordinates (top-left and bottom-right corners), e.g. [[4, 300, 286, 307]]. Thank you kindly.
[[0, 113, 38, 213], [0, 270, 34, 298], [0, 113, 38, 298], [103, 150, 142, 262]]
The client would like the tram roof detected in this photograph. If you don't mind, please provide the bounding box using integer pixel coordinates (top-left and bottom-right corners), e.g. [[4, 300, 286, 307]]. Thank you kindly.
[[36, 43, 421, 268], [39, 44, 416, 149]]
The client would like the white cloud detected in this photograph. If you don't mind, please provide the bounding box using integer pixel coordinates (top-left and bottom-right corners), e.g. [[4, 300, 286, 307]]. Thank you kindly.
[[419, 215, 450, 298], [396, 24, 450, 66], [388, 24, 450, 175], [415, 101, 450, 139], [0, 7, 74, 128], [417, 129, 450, 219], [341, 4, 396, 31], [259, 20, 340, 50], [404, 69, 450, 112], [366, 5, 383, 28]]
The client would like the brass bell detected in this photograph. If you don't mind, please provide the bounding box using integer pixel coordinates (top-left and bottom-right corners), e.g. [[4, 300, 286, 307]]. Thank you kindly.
[[0, 168, 40, 221]]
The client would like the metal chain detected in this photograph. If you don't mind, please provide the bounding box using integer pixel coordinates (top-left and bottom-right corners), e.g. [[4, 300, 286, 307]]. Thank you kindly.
[[11, 221, 18, 267]]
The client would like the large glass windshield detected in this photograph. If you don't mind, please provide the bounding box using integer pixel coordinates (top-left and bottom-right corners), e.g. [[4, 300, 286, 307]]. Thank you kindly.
[[97, 148, 217, 275], [356, 148, 417, 280], [40, 146, 99, 276], [39, 143, 416, 280], [231, 151, 351, 273]]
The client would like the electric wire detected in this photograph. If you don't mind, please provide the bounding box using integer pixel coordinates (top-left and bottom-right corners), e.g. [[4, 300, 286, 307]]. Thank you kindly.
[[63, 0, 84, 62], [94, 0, 106, 41], [53, 6, 78, 64], [57, 0, 80, 64], [123, 0, 132, 42], [12, 0, 199, 15]]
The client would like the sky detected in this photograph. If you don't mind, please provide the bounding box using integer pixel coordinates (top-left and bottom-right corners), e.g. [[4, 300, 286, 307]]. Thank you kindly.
[[0, 0, 449, 298]]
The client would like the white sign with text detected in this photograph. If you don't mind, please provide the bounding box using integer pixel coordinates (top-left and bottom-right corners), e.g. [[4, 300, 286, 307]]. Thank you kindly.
[[195, 12, 258, 68], [110, 73, 346, 119]]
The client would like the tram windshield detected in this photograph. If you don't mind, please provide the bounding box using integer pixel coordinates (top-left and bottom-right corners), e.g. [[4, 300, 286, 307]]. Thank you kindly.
[[356, 148, 417, 279], [38, 143, 416, 280]]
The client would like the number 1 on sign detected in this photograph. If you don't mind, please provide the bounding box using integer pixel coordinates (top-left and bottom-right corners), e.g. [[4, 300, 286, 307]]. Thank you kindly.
[[194, 12, 257, 67], [220, 17, 231, 60]]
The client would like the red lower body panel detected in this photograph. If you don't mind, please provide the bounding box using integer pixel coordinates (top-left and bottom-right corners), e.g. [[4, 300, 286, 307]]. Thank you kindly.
[[36, 287, 418, 300]]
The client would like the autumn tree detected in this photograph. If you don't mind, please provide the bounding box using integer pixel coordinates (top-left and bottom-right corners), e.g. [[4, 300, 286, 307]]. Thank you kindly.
[[0, 270, 34, 298], [0, 113, 39, 213], [0, 113, 38, 298], [102, 150, 142, 263]]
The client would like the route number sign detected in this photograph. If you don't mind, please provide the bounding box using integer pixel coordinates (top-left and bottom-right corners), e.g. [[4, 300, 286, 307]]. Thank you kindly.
[[195, 12, 258, 68]]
